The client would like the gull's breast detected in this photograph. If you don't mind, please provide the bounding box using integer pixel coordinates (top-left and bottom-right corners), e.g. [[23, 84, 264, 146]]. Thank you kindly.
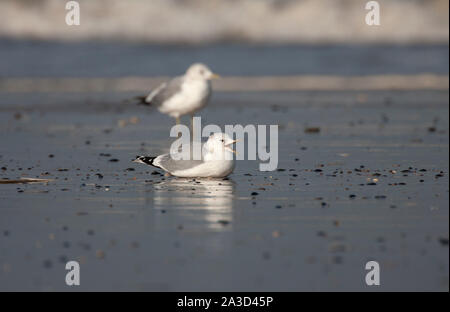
[[159, 80, 211, 117]]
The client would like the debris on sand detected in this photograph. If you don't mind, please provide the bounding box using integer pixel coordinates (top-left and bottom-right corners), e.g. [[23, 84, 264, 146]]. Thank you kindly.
[[96, 250, 106, 259], [217, 220, 230, 226], [118, 116, 140, 128], [304, 127, 321, 134], [0, 178, 52, 184]]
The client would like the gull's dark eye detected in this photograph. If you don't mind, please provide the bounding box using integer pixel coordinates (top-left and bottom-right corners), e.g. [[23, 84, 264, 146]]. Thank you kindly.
[[200, 69, 205, 75], [221, 139, 224, 143]]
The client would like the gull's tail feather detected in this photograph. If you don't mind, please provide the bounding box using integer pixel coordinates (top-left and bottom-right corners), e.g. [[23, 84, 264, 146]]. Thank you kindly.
[[133, 156, 160, 168], [134, 95, 151, 106], [122, 95, 150, 106]]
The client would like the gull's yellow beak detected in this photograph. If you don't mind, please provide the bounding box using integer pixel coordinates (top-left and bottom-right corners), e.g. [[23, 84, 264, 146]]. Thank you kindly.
[[210, 73, 221, 79], [225, 139, 239, 154]]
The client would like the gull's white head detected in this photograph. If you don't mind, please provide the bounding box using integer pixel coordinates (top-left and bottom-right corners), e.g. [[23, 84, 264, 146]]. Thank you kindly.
[[203, 133, 237, 160], [185, 63, 220, 81]]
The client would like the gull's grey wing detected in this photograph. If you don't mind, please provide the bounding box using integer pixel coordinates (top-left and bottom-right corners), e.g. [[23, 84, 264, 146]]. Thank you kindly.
[[146, 76, 184, 107], [154, 154, 204, 173]]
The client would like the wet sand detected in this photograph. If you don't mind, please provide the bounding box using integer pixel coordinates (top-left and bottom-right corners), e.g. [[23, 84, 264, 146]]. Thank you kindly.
[[0, 90, 448, 291]]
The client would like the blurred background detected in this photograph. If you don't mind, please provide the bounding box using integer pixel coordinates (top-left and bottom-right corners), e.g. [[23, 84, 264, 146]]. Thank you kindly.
[[1, 0, 449, 44], [0, 0, 448, 82]]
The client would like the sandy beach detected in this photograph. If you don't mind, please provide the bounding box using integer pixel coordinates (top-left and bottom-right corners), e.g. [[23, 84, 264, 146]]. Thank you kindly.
[[0, 84, 448, 290]]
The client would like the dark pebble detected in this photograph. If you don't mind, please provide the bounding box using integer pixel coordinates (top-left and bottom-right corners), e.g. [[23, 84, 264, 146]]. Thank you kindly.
[[62, 241, 71, 248], [262, 251, 271, 260], [332, 256, 343, 264], [58, 255, 68, 263], [317, 231, 327, 237], [43, 259, 53, 269], [131, 241, 140, 249], [79, 242, 91, 251]]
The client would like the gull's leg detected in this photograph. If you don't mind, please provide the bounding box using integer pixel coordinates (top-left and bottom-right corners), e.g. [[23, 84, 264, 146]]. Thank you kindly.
[[190, 114, 195, 159], [190, 114, 194, 142]]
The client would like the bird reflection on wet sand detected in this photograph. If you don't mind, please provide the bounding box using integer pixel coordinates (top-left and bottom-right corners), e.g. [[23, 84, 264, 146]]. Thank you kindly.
[[148, 179, 235, 231]]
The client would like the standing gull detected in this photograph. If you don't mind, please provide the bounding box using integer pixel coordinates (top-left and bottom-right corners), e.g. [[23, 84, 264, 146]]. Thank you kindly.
[[135, 63, 219, 127], [133, 133, 237, 178]]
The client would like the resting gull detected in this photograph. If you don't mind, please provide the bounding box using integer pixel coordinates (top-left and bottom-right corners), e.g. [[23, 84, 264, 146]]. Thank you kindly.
[[133, 133, 237, 178]]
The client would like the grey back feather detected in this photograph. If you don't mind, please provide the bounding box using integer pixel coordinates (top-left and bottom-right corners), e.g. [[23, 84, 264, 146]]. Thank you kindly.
[[156, 154, 204, 173], [147, 76, 184, 106]]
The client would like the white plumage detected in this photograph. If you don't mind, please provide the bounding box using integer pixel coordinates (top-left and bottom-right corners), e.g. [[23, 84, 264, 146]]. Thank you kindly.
[[133, 133, 237, 178], [139, 63, 219, 124]]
